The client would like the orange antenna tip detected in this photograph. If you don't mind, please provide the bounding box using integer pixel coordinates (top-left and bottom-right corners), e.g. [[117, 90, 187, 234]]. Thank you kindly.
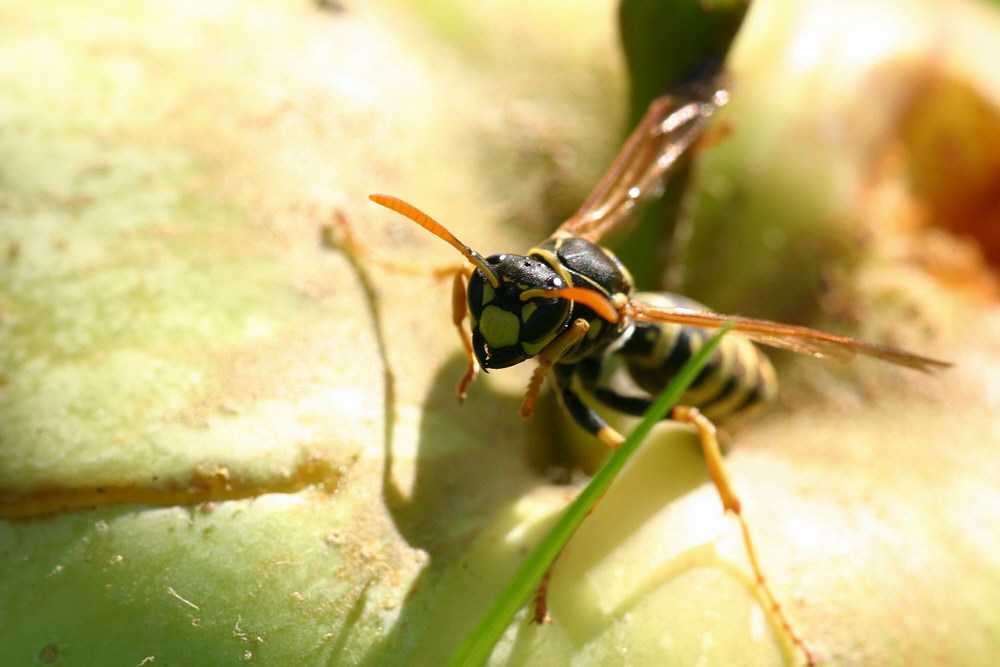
[[368, 192, 500, 288]]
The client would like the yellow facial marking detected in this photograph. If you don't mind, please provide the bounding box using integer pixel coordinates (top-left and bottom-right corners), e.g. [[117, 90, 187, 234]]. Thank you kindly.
[[481, 282, 494, 306], [587, 319, 603, 339], [479, 306, 520, 348], [521, 301, 538, 321], [521, 337, 553, 357]]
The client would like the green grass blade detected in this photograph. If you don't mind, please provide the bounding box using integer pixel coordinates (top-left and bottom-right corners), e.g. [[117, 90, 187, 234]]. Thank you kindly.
[[449, 323, 734, 667]]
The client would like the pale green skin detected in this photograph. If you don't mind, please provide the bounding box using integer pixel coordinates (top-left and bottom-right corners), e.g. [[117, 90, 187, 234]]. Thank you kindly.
[[3, 0, 1000, 665]]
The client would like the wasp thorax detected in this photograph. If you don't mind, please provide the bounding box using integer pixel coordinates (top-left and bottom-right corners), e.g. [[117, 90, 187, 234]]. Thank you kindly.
[[466, 253, 571, 369]]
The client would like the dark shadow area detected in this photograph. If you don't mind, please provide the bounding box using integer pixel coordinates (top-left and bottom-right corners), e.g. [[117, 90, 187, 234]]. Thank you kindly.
[[380, 354, 543, 546], [328, 215, 564, 663], [363, 353, 561, 666]]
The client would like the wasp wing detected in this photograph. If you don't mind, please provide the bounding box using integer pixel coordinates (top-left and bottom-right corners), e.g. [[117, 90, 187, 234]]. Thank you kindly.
[[626, 301, 951, 373], [555, 69, 728, 243]]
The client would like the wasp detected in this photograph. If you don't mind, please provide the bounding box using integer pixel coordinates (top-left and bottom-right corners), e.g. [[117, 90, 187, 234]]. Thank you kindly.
[[366, 60, 949, 665]]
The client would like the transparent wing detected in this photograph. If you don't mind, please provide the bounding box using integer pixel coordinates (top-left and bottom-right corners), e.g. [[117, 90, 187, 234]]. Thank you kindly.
[[555, 71, 728, 243], [626, 300, 951, 373]]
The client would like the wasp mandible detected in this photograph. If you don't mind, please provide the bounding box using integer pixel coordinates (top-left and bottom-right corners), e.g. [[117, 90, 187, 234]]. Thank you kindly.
[[367, 59, 949, 665]]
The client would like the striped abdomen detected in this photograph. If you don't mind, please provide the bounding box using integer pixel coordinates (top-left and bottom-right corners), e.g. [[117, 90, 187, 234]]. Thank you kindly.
[[596, 292, 777, 422]]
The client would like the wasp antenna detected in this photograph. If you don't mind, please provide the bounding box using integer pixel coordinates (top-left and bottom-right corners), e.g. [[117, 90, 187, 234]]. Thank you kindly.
[[520, 287, 621, 324], [368, 193, 499, 288]]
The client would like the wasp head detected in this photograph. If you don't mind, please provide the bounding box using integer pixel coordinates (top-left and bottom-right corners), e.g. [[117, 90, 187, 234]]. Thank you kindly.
[[367, 194, 604, 371], [466, 253, 571, 369]]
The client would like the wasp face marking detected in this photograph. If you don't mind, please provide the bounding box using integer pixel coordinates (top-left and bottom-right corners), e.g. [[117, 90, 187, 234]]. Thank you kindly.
[[466, 253, 571, 369]]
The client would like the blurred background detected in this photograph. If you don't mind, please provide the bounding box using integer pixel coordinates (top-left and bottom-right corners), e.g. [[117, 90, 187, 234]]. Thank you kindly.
[[1, 0, 999, 664]]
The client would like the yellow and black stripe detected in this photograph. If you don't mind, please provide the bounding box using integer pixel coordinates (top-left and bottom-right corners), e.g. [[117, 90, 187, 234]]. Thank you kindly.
[[578, 292, 777, 424]]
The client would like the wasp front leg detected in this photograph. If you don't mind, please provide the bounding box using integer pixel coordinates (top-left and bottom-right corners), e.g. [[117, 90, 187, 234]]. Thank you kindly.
[[451, 266, 479, 401], [518, 319, 592, 420], [528, 364, 629, 624]]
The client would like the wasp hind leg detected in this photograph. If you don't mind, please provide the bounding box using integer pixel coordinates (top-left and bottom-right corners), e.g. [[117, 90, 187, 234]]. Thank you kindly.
[[528, 377, 816, 665], [567, 380, 816, 663], [669, 405, 817, 666]]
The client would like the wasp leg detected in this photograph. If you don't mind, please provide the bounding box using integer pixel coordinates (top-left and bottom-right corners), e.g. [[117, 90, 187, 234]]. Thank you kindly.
[[327, 211, 477, 399], [552, 383, 626, 449], [529, 363, 627, 624], [326, 210, 465, 278], [530, 387, 625, 622], [519, 319, 591, 419], [670, 405, 816, 666], [532, 567, 555, 624], [531, 378, 624, 624], [590, 388, 654, 417], [451, 268, 478, 401]]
